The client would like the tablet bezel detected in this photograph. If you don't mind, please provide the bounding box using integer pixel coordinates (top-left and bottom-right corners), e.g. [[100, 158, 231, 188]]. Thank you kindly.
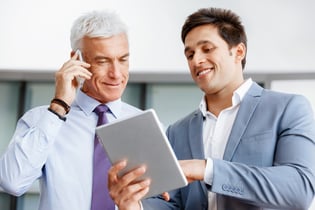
[[95, 109, 188, 198]]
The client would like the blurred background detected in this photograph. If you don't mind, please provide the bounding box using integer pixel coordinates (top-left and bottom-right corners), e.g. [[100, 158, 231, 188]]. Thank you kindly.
[[0, 0, 315, 209]]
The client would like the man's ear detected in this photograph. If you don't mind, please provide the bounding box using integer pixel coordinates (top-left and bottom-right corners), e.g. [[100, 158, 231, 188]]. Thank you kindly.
[[235, 43, 246, 61], [70, 51, 75, 57]]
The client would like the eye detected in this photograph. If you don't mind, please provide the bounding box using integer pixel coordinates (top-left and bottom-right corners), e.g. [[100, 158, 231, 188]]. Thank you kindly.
[[185, 52, 194, 60], [96, 59, 109, 65], [120, 55, 129, 62], [203, 45, 215, 54]]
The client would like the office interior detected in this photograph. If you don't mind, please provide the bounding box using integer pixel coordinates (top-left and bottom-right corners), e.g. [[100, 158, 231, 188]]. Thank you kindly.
[[1, 0, 315, 209]]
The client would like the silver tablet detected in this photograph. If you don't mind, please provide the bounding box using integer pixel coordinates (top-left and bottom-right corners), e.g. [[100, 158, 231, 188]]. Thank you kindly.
[[95, 109, 188, 198]]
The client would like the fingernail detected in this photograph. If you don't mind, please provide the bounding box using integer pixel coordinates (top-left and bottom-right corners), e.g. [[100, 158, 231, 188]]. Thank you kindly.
[[119, 160, 127, 166], [143, 179, 151, 185]]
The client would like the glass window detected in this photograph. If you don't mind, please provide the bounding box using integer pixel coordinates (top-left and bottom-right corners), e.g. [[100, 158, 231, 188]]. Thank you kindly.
[[0, 192, 10, 210], [122, 83, 143, 109], [146, 83, 203, 128], [0, 82, 19, 155], [0, 82, 20, 210], [24, 82, 55, 111], [271, 80, 315, 114], [16, 193, 39, 210]]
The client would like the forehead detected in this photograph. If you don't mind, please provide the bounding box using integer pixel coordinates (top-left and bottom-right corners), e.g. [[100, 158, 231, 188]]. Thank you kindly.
[[184, 24, 226, 50], [82, 33, 129, 54]]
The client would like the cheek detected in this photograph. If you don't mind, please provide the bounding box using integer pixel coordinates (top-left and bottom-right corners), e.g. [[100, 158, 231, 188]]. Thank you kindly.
[[188, 62, 194, 74], [91, 70, 106, 81], [122, 70, 129, 81], [86, 73, 102, 87]]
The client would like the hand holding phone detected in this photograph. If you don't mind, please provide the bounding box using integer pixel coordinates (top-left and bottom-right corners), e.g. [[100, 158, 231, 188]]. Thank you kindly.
[[76, 49, 83, 62], [75, 49, 85, 87]]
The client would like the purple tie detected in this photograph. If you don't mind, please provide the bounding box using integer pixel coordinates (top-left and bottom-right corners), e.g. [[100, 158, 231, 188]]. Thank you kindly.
[[91, 104, 115, 210]]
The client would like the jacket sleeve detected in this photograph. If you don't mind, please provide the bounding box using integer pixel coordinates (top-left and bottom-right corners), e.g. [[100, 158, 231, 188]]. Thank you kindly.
[[210, 94, 315, 209]]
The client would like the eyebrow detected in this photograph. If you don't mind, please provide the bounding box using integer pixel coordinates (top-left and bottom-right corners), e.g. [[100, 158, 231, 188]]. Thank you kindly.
[[94, 53, 130, 60], [184, 40, 213, 54]]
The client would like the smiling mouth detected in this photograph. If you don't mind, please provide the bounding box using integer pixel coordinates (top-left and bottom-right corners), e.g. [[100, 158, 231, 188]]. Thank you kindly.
[[103, 82, 120, 87], [197, 68, 213, 77]]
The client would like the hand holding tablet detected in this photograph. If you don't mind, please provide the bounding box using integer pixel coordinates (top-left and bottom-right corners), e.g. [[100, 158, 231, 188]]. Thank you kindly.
[[95, 109, 188, 198]]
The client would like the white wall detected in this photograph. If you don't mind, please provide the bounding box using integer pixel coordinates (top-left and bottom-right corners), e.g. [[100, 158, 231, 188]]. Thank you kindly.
[[0, 0, 314, 73]]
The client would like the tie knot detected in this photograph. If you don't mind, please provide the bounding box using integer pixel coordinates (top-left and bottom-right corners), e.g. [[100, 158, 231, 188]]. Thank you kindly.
[[94, 104, 109, 116]]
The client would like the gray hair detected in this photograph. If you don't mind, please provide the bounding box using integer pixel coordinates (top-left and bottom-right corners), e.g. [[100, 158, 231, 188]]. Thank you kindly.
[[70, 10, 128, 50]]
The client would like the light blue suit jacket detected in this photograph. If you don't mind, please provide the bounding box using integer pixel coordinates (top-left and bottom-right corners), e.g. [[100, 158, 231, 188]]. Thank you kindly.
[[143, 82, 315, 210]]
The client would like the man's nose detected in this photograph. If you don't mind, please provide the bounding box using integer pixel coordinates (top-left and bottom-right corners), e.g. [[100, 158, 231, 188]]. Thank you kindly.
[[192, 52, 207, 65], [108, 61, 122, 78]]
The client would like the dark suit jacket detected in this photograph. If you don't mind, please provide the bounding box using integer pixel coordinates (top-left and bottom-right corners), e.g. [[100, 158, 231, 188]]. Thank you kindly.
[[143, 82, 315, 210]]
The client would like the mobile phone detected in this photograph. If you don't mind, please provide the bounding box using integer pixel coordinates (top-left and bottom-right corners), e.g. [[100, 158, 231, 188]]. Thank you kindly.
[[76, 49, 84, 62], [75, 49, 84, 86]]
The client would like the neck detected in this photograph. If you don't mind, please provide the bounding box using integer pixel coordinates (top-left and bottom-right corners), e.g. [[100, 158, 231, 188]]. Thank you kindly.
[[205, 93, 232, 117], [205, 79, 245, 117]]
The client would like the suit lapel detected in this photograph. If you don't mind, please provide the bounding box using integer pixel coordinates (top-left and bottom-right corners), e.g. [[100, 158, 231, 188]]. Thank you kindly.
[[188, 110, 205, 159], [223, 83, 263, 161], [187, 110, 209, 202]]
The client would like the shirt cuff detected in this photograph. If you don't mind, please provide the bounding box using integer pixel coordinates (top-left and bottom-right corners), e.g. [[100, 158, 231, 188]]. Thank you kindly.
[[204, 158, 214, 185], [116, 202, 143, 210]]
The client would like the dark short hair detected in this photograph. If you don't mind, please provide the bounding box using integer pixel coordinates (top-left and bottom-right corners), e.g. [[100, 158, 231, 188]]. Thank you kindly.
[[181, 7, 247, 69]]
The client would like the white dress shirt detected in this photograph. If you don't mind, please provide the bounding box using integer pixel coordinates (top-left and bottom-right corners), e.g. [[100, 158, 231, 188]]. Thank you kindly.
[[201, 79, 253, 210], [0, 89, 141, 210]]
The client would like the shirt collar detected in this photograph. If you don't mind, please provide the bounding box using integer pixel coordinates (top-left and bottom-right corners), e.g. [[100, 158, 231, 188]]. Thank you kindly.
[[74, 89, 122, 119], [199, 78, 253, 117]]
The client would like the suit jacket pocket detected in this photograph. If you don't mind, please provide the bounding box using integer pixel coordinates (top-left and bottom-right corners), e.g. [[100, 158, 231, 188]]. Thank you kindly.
[[232, 130, 276, 166]]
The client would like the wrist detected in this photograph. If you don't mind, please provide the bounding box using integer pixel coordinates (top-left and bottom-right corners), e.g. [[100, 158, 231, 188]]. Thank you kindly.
[[47, 107, 66, 121], [51, 98, 71, 114], [49, 102, 67, 116]]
